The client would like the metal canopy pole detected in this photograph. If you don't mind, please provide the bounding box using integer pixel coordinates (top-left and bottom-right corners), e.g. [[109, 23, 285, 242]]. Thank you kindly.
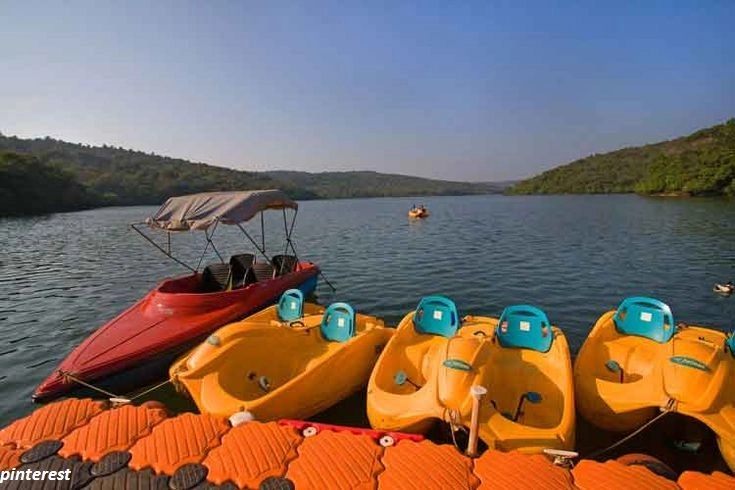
[[287, 208, 297, 254], [282, 208, 290, 257], [260, 210, 266, 256], [236, 222, 273, 265], [130, 223, 196, 273], [196, 219, 224, 270], [281, 208, 337, 292]]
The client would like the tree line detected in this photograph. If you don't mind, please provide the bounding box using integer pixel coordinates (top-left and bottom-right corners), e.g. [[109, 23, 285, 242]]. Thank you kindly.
[[0, 135, 503, 217], [509, 118, 735, 196]]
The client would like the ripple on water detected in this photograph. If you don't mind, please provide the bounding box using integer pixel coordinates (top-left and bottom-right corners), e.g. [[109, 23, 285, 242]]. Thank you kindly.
[[26, 359, 54, 369], [8, 335, 31, 344]]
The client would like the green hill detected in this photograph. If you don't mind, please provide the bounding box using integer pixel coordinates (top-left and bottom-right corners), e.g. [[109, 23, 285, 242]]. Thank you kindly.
[[264, 170, 506, 198], [0, 134, 504, 216], [0, 136, 306, 207], [508, 118, 735, 196], [0, 152, 97, 216]]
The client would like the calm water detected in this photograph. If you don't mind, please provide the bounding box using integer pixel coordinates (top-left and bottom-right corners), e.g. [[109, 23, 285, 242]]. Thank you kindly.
[[1, 194, 735, 430]]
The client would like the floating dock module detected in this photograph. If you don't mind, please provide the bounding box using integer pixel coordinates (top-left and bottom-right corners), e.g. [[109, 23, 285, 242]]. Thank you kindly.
[[0, 399, 733, 489], [128, 412, 230, 474], [572, 460, 679, 490], [0, 398, 105, 448], [59, 402, 168, 461], [473, 451, 575, 489], [203, 421, 301, 488]]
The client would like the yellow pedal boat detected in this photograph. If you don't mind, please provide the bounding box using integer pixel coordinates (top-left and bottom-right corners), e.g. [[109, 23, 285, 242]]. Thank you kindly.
[[171, 289, 393, 421], [574, 296, 735, 471], [408, 206, 430, 219], [367, 295, 575, 453]]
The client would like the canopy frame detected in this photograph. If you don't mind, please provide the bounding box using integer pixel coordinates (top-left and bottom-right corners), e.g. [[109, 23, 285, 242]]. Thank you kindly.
[[130, 190, 299, 273], [131, 208, 298, 273], [130, 189, 335, 291]]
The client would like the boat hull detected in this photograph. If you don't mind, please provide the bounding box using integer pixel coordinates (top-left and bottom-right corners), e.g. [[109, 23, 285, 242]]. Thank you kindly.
[[574, 306, 735, 471], [33, 265, 319, 402], [367, 310, 575, 453], [171, 305, 393, 421], [408, 209, 430, 219]]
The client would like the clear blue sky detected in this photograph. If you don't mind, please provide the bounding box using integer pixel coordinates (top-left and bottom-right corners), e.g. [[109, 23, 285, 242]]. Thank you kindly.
[[2, 1, 734, 181]]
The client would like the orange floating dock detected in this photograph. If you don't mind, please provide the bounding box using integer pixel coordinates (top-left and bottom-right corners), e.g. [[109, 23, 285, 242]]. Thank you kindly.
[[0, 398, 732, 489]]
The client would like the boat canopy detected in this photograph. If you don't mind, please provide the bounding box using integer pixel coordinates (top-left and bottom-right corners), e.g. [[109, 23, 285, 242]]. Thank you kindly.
[[145, 190, 298, 231]]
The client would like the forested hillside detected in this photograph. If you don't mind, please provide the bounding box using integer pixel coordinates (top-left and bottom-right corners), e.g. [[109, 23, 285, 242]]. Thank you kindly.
[[0, 152, 96, 216], [509, 119, 735, 196], [0, 135, 502, 216], [265, 170, 506, 198]]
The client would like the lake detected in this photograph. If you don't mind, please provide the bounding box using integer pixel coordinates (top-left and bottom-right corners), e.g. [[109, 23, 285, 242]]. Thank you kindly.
[[1, 194, 735, 432]]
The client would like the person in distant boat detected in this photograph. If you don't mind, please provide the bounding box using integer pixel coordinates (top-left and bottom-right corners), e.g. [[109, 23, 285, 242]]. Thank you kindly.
[[727, 281, 735, 291]]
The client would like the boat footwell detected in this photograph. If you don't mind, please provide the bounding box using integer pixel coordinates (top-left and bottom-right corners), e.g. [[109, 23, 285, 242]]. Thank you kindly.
[[0, 398, 732, 489]]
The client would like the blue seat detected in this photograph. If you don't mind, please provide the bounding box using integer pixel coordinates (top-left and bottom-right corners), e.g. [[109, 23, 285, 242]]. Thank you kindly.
[[277, 289, 304, 322], [320, 302, 355, 342], [613, 296, 674, 343], [496, 305, 553, 353], [726, 334, 735, 358], [413, 295, 459, 338]]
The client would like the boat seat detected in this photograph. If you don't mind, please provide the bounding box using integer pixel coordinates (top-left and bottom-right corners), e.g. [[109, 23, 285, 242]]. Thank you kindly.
[[272, 254, 298, 276], [230, 253, 257, 288], [496, 305, 553, 353], [201, 263, 232, 292], [252, 262, 275, 282], [726, 334, 735, 358], [412, 295, 459, 338], [278, 289, 304, 322], [321, 302, 355, 342], [613, 296, 675, 343]]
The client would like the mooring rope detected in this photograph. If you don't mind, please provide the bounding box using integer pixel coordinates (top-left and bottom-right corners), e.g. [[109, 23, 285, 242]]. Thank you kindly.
[[442, 407, 467, 452], [286, 237, 337, 292], [128, 378, 172, 402], [60, 370, 172, 404], [59, 370, 120, 399], [583, 401, 674, 460]]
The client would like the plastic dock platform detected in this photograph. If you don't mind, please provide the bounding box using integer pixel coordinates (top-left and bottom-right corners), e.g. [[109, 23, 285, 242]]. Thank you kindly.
[[0, 398, 733, 489]]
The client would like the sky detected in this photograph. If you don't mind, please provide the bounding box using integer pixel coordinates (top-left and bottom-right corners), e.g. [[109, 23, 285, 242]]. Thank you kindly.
[[2, 1, 734, 182]]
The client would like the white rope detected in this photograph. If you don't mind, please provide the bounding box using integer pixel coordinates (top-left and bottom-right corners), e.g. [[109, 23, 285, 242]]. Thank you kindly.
[[128, 378, 172, 402], [584, 402, 673, 460], [59, 370, 172, 404], [59, 370, 120, 398]]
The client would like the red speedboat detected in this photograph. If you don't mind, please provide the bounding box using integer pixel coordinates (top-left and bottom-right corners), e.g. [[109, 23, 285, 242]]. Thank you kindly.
[[33, 190, 323, 403]]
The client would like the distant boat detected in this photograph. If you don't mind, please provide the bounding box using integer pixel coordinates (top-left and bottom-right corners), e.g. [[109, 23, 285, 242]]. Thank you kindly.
[[408, 206, 430, 219], [713, 283, 734, 296], [33, 190, 321, 403]]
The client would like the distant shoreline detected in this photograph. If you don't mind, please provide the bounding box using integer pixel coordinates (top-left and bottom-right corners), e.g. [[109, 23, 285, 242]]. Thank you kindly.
[[648, 191, 692, 198], [1, 191, 504, 218], [6, 191, 735, 219]]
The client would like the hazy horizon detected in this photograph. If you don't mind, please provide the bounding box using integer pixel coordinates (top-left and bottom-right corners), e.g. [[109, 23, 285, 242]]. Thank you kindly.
[[2, 1, 734, 181]]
